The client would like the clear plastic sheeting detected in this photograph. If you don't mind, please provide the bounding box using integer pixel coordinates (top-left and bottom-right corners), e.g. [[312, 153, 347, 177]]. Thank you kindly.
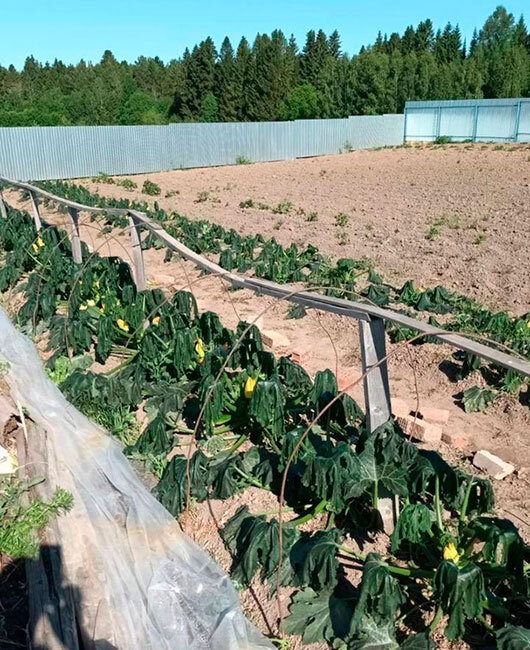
[[0, 306, 273, 650]]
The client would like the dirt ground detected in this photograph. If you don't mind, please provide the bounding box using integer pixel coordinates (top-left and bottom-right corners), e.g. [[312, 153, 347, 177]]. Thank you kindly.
[[3, 143, 530, 649], [82, 142, 530, 315]]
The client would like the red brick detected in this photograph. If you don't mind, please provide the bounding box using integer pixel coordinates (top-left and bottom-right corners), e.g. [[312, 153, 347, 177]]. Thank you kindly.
[[337, 369, 362, 394], [261, 329, 290, 351], [397, 415, 442, 445], [291, 346, 312, 366], [441, 431, 469, 450], [418, 406, 450, 425]]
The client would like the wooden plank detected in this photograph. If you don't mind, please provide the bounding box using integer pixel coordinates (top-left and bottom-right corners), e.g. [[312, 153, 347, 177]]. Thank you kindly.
[[359, 317, 398, 534], [67, 207, 83, 264], [129, 214, 146, 291], [16, 423, 80, 650], [28, 191, 42, 231]]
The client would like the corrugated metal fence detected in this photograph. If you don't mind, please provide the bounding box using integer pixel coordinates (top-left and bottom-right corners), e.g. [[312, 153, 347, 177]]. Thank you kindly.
[[404, 98, 530, 143], [0, 114, 404, 181]]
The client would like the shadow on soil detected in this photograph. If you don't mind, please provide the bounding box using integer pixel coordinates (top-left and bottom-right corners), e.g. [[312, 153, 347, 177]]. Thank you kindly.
[[0, 545, 118, 650]]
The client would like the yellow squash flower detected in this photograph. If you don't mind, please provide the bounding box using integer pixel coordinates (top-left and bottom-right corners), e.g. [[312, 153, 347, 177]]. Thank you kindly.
[[244, 375, 258, 398], [31, 242, 39, 253], [87, 299, 96, 307], [443, 542, 460, 563], [195, 338, 205, 364], [117, 318, 130, 333], [79, 304, 88, 311], [37, 236, 45, 248], [152, 316, 161, 326]]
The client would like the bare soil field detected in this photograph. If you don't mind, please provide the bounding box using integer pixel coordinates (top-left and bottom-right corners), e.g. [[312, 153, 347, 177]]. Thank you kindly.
[[83, 142, 530, 315], [4, 143, 530, 649]]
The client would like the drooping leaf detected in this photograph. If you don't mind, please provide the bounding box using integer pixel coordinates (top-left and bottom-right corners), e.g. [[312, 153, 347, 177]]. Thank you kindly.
[[291, 528, 341, 591], [129, 414, 173, 455], [302, 441, 355, 512], [434, 561, 486, 639], [351, 553, 404, 637], [157, 451, 209, 516], [284, 587, 355, 645], [221, 506, 299, 587], [249, 379, 285, 441], [461, 516, 525, 582], [391, 503, 434, 552], [496, 625, 530, 650]]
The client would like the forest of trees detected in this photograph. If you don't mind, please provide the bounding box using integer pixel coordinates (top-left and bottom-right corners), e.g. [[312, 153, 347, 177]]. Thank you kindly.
[[0, 6, 529, 126]]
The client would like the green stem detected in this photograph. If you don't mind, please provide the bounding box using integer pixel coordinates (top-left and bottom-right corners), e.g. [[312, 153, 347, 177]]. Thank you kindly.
[[372, 479, 379, 511], [435, 475, 444, 532], [231, 465, 270, 490], [224, 434, 247, 457], [286, 499, 328, 527], [477, 614, 494, 633], [267, 436, 282, 456], [429, 606, 444, 633], [460, 478, 474, 523], [336, 545, 434, 579]]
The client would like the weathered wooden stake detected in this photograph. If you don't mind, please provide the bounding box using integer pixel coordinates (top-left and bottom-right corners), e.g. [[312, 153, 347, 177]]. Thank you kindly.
[[129, 214, 146, 291], [359, 317, 398, 533], [28, 190, 42, 231], [0, 187, 7, 220], [67, 207, 83, 264]]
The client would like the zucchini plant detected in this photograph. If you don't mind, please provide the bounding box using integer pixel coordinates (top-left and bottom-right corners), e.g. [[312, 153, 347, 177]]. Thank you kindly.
[[1, 196, 529, 648]]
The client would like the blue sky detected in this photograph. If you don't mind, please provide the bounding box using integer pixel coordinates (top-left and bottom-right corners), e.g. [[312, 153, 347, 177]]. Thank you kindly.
[[1, 0, 527, 68]]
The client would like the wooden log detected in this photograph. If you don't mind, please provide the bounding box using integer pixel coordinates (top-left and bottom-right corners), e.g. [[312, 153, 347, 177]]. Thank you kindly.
[[16, 422, 80, 650], [67, 207, 83, 264], [359, 317, 399, 533]]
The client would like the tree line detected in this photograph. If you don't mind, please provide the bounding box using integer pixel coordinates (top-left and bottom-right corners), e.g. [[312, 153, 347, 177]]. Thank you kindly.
[[0, 5, 528, 126]]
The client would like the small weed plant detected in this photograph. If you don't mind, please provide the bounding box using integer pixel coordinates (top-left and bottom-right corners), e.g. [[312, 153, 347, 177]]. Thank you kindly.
[[142, 180, 161, 196]]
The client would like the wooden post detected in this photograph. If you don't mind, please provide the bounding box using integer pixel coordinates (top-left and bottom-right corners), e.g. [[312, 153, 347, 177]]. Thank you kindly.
[[129, 214, 146, 291], [16, 423, 81, 650], [359, 316, 398, 534], [67, 207, 83, 264], [28, 190, 42, 231], [0, 187, 7, 219]]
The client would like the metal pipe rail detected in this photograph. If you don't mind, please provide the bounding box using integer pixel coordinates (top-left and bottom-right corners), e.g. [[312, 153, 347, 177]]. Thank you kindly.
[[2, 174, 529, 531]]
